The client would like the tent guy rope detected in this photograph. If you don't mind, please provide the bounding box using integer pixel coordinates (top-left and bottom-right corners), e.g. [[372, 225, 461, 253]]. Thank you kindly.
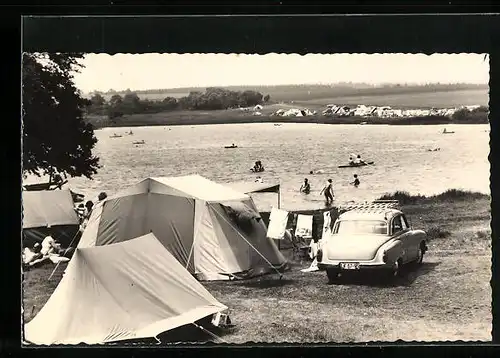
[[48, 206, 105, 281]]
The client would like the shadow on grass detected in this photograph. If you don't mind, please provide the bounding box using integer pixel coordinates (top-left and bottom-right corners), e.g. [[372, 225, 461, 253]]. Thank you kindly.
[[236, 277, 297, 289], [329, 261, 441, 288], [103, 316, 236, 346]]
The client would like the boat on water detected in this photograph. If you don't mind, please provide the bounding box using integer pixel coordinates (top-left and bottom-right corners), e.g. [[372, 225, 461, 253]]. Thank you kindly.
[[110, 134, 122, 138], [274, 123, 282, 127], [133, 140, 145, 145], [442, 128, 455, 134], [224, 144, 238, 149], [338, 161, 374, 168], [360, 121, 368, 125]]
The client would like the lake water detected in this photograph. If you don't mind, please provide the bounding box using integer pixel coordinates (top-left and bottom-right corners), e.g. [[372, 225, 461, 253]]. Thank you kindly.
[[47, 123, 490, 211]]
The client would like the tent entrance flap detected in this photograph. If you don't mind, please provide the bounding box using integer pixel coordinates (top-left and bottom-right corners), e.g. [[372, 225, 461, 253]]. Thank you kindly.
[[209, 204, 284, 278]]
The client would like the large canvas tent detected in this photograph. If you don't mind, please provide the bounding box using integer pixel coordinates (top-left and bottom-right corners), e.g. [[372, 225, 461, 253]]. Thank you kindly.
[[24, 233, 228, 345], [22, 189, 80, 248], [78, 175, 286, 281]]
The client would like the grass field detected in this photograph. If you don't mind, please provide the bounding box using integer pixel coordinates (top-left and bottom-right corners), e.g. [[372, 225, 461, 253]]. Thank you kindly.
[[85, 85, 489, 129], [22, 190, 491, 343], [293, 88, 488, 109], [94, 84, 489, 108]]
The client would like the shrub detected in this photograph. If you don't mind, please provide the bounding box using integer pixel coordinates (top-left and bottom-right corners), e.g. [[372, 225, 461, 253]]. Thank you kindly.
[[378, 189, 487, 205], [432, 189, 486, 201], [377, 191, 425, 205], [426, 226, 451, 240]]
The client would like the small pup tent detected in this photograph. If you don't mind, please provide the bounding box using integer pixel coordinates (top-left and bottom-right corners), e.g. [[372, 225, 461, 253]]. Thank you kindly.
[[22, 189, 80, 248], [24, 233, 227, 345], [78, 175, 286, 281]]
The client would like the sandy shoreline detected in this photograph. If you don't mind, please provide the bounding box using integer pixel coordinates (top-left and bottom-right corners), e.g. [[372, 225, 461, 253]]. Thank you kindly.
[[85, 111, 487, 130]]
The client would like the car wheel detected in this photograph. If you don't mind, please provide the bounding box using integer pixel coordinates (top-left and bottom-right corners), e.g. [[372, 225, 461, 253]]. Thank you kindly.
[[389, 259, 403, 278], [326, 268, 340, 284], [415, 245, 425, 265]]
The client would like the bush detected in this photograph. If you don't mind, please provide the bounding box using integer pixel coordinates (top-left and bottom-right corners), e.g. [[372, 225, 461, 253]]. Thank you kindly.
[[426, 226, 451, 240], [377, 191, 426, 205], [451, 107, 489, 123], [378, 189, 487, 205], [432, 189, 486, 201]]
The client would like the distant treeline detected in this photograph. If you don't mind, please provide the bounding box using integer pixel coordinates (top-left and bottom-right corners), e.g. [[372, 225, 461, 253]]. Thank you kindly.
[[85, 87, 270, 120], [93, 83, 488, 97]]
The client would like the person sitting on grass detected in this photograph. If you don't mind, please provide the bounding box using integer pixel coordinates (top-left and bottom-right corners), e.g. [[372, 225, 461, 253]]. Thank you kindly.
[[41, 229, 64, 257], [23, 243, 43, 266], [350, 174, 360, 188]]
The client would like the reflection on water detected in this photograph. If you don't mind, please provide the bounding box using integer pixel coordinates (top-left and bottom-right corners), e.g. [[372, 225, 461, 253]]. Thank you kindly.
[[49, 123, 489, 211]]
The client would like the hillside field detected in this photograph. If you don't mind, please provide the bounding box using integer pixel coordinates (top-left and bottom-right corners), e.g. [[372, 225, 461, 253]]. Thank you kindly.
[[93, 85, 489, 109], [293, 88, 488, 109]]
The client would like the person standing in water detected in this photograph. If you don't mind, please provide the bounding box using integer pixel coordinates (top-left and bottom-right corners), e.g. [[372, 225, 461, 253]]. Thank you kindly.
[[300, 178, 311, 194], [350, 174, 360, 188], [320, 179, 335, 205]]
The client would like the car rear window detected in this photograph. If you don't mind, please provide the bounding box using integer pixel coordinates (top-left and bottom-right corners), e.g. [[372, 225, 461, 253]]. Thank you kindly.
[[334, 220, 388, 235]]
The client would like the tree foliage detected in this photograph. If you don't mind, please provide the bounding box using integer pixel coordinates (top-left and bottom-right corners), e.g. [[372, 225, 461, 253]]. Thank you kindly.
[[451, 106, 489, 123], [86, 87, 266, 119], [22, 53, 100, 180]]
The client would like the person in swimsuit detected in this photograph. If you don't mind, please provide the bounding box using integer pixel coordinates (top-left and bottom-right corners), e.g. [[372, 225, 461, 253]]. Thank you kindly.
[[320, 179, 334, 205], [300, 178, 311, 194]]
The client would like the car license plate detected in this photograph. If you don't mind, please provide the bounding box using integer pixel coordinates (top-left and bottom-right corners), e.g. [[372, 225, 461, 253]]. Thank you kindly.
[[340, 262, 360, 270]]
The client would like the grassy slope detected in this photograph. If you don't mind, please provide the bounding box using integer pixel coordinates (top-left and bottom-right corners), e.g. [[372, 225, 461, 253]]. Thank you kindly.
[[97, 84, 489, 105], [86, 87, 489, 129], [22, 192, 491, 343]]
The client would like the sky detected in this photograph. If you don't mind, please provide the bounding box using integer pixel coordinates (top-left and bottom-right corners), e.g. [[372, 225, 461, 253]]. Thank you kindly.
[[72, 53, 489, 93]]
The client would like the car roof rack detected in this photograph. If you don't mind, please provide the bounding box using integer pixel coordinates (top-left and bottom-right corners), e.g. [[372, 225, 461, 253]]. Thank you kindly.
[[339, 200, 401, 214]]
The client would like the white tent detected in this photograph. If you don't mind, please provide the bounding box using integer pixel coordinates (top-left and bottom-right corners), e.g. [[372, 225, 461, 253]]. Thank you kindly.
[[78, 175, 286, 281], [24, 233, 228, 345], [22, 189, 80, 247]]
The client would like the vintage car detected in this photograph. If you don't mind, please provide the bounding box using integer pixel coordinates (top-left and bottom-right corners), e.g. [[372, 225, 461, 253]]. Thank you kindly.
[[316, 200, 428, 283]]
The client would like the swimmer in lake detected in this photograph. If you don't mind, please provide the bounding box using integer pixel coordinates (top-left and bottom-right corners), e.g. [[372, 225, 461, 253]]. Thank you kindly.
[[300, 178, 311, 194], [350, 174, 360, 188], [320, 179, 335, 205]]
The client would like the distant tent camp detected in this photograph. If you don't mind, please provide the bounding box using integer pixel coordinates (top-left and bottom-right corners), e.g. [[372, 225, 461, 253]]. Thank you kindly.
[[78, 175, 287, 281], [22, 189, 80, 248], [24, 233, 228, 345]]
